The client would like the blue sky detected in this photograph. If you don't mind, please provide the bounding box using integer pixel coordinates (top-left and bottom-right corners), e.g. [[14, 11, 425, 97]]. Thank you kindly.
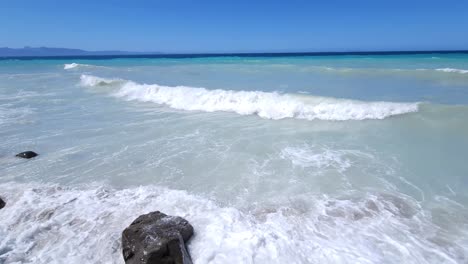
[[1, 0, 468, 53]]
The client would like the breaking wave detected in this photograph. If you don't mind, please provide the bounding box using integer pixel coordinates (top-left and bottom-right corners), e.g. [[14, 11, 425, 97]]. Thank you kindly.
[[79, 75, 419, 121], [64, 63, 84, 69], [64, 63, 104, 70], [435, 68, 468, 74]]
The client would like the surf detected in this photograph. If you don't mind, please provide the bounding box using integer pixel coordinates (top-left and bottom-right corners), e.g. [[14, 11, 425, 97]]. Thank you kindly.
[[79, 74, 419, 121]]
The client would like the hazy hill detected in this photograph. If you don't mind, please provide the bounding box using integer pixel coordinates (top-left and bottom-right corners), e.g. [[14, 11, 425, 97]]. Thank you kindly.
[[0, 47, 159, 57]]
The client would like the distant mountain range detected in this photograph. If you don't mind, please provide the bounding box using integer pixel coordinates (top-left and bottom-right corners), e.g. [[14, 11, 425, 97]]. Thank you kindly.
[[0, 47, 160, 57]]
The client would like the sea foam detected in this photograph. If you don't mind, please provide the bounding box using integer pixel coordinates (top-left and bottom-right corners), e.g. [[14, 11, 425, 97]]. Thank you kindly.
[[64, 63, 102, 70], [64, 63, 82, 69], [80, 75, 419, 121], [435, 68, 468, 74], [0, 182, 465, 264]]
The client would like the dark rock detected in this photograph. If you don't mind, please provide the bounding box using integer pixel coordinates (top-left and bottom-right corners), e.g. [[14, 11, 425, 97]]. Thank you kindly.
[[15, 151, 38, 159], [122, 211, 194, 264], [0, 197, 5, 209]]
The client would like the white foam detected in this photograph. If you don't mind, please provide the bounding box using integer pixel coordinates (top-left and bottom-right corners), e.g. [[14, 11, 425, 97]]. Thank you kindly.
[[64, 63, 101, 70], [278, 145, 381, 175], [64, 63, 81, 70], [0, 182, 465, 264], [80, 75, 419, 121], [280, 145, 353, 172], [435, 68, 468, 74], [79, 74, 122, 87]]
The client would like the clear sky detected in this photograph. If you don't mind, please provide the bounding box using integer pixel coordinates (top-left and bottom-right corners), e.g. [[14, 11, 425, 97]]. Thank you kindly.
[[1, 0, 468, 53]]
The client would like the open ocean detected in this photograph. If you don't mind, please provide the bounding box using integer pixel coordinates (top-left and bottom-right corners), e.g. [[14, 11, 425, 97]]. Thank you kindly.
[[1, 53, 468, 263]]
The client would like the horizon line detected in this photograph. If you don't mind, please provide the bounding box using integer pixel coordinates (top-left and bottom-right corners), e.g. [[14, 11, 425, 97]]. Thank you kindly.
[[1, 49, 468, 60]]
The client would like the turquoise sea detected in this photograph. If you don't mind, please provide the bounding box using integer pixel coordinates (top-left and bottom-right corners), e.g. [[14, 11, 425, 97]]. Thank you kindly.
[[1, 53, 468, 263]]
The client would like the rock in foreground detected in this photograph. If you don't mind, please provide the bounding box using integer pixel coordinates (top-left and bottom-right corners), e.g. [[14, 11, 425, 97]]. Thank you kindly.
[[0, 197, 5, 209], [15, 151, 38, 159], [122, 211, 194, 264]]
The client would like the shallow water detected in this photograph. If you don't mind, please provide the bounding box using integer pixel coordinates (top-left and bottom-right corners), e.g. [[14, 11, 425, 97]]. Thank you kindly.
[[1, 54, 468, 263]]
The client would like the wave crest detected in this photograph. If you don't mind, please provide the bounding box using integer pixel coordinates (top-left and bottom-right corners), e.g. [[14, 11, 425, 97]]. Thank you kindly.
[[64, 63, 105, 70], [64, 63, 83, 70], [80, 74, 122, 86], [435, 68, 468, 74], [80, 74, 419, 121]]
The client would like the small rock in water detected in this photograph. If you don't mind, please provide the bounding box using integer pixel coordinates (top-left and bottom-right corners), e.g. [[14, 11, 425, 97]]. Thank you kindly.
[[0, 197, 5, 209], [15, 151, 38, 159], [122, 211, 194, 264]]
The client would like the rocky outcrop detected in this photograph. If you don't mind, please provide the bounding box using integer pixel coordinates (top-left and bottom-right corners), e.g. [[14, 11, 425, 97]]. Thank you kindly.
[[122, 211, 194, 264], [15, 151, 38, 159], [0, 197, 5, 209]]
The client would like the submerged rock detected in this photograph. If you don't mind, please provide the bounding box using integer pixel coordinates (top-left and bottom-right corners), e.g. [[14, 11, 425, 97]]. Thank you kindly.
[[15, 151, 38, 159], [122, 211, 193, 264], [0, 197, 5, 209]]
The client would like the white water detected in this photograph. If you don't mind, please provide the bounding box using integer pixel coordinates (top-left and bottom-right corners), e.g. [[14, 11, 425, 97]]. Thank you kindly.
[[435, 68, 468, 74], [1, 182, 465, 264], [64, 63, 82, 69], [65, 63, 104, 70], [80, 75, 419, 121]]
